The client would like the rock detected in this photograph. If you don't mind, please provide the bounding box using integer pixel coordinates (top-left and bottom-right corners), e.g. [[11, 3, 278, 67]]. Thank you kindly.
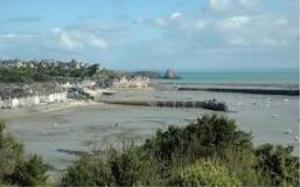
[[163, 69, 180, 79]]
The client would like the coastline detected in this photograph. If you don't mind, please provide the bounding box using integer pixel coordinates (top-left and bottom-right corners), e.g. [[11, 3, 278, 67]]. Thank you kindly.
[[0, 100, 101, 120], [3, 86, 299, 173]]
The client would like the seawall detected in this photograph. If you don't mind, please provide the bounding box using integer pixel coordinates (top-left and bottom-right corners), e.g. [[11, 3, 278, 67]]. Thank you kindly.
[[101, 99, 228, 111], [177, 87, 299, 96]]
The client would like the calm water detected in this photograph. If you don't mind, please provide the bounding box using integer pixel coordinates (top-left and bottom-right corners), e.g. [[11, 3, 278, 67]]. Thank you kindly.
[[159, 69, 299, 87]]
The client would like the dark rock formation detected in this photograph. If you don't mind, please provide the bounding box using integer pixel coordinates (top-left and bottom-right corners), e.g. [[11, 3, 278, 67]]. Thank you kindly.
[[163, 69, 180, 79]]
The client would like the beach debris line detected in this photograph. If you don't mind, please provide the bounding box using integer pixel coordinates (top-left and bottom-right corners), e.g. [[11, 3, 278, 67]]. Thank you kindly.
[[101, 99, 228, 111]]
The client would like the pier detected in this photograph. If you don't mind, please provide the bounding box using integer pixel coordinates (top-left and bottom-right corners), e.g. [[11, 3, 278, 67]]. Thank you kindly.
[[177, 87, 300, 96], [101, 99, 228, 111]]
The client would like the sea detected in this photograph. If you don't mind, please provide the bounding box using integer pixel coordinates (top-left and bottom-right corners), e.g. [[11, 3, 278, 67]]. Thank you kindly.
[[3, 68, 300, 171], [159, 68, 299, 88]]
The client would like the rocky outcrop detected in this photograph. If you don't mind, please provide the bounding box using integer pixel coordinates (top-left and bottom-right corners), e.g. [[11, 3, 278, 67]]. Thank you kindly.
[[163, 69, 180, 79]]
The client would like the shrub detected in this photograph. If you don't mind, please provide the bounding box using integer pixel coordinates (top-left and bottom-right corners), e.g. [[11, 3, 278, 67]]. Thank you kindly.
[[5, 155, 48, 186], [169, 159, 240, 187], [143, 114, 253, 163], [61, 144, 146, 187], [107, 145, 142, 186], [61, 154, 110, 187], [0, 120, 24, 181], [255, 143, 300, 186], [222, 146, 266, 186], [0, 119, 48, 186]]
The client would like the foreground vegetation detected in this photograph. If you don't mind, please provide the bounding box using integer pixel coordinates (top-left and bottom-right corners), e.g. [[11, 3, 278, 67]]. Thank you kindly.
[[0, 115, 299, 186], [0, 120, 48, 186]]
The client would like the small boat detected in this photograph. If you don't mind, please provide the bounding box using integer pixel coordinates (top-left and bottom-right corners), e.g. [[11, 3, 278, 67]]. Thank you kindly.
[[283, 129, 292, 135], [270, 114, 279, 118], [185, 117, 197, 123], [102, 90, 116, 96], [53, 123, 63, 128]]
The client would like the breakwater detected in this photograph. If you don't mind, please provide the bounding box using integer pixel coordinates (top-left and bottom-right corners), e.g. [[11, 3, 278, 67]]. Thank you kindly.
[[177, 87, 299, 96], [101, 99, 227, 111]]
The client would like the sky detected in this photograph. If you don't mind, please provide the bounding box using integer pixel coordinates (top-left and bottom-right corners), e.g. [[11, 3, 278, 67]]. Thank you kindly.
[[0, 0, 298, 70]]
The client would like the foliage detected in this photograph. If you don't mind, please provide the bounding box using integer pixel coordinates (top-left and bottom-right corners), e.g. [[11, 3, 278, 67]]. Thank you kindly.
[[143, 114, 253, 163], [255, 143, 300, 186], [1, 115, 300, 187], [61, 145, 146, 187], [0, 61, 119, 83], [6, 155, 48, 186], [0, 119, 48, 186], [60, 154, 110, 187], [169, 159, 241, 187], [0, 120, 24, 181], [60, 114, 299, 187]]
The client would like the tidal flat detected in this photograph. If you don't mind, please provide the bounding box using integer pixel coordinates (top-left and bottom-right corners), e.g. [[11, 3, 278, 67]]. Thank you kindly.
[[3, 89, 299, 171]]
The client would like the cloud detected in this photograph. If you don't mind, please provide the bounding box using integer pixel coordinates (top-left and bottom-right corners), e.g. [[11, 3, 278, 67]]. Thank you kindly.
[[135, 12, 184, 30], [170, 12, 182, 21], [194, 20, 209, 30], [218, 15, 298, 47], [218, 16, 251, 30], [4, 16, 41, 23], [52, 27, 107, 50], [209, 0, 260, 12], [0, 33, 38, 39], [134, 17, 168, 28], [155, 12, 298, 48], [227, 36, 250, 46], [153, 18, 167, 27]]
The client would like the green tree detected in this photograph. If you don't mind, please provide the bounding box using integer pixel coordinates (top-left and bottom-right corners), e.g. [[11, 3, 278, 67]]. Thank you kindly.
[[169, 159, 240, 187], [143, 114, 253, 163], [255, 143, 299, 186], [0, 120, 48, 186], [0, 120, 24, 181], [61, 145, 143, 187], [61, 154, 110, 187], [6, 155, 48, 186]]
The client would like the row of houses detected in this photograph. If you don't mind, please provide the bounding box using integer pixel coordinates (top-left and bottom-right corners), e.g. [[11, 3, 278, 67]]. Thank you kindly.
[[0, 83, 68, 109], [112, 76, 150, 89], [0, 58, 102, 70]]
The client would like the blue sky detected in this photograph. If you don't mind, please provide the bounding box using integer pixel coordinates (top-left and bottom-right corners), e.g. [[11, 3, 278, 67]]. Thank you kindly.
[[0, 0, 298, 70]]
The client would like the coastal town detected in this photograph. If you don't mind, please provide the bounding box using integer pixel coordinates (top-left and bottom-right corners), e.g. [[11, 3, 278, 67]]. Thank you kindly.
[[0, 59, 152, 109], [0, 59, 230, 111]]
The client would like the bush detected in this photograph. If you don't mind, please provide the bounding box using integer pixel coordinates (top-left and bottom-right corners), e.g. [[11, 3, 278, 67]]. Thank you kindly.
[[107, 145, 141, 186], [0, 120, 24, 181], [169, 159, 240, 187], [6, 155, 48, 186], [222, 146, 266, 186], [143, 114, 253, 164], [0, 119, 48, 186], [61, 144, 145, 187], [61, 154, 110, 187], [255, 143, 300, 186]]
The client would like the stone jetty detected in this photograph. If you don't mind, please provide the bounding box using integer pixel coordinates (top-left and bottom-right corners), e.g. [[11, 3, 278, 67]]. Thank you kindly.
[[177, 87, 299, 96], [101, 99, 228, 111]]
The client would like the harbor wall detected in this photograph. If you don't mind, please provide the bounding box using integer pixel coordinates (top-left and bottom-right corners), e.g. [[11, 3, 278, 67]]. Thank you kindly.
[[177, 87, 299, 96]]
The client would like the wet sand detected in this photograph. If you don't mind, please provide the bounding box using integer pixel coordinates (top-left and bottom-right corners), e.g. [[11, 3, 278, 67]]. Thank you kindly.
[[2, 88, 299, 174]]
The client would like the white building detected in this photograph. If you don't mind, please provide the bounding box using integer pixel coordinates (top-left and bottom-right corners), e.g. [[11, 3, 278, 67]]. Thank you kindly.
[[112, 76, 150, 89], [0, 91, 67, 109]]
